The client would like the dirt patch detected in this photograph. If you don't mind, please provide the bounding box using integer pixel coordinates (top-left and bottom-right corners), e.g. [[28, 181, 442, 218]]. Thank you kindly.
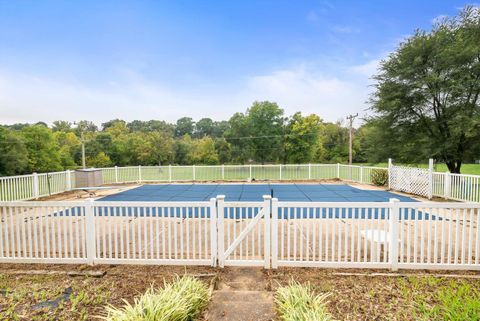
[[266, 268, 480, 321], [0, 263, 216, 321]]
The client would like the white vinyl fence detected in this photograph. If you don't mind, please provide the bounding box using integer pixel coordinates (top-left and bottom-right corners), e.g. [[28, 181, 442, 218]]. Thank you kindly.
[[1, 163, 480, 202], [1, 198, 479, 270]]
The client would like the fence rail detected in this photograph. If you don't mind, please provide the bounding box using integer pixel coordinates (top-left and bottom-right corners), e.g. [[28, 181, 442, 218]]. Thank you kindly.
[[1, 163, 480, 203], [1, 199, 479, 270]]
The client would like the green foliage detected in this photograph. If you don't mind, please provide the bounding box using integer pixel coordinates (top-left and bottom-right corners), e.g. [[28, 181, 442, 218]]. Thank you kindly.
[[102, 276, 209, 321], [175, 117, 195, 137], [369, 6, 480, 173], [284, 113, 323, 163], [0, 100, 372, 173], [275, 280, 333, 321], [0, 126, 28, 176], [371, 169, 388, 186], [21, 125, 62, 172]]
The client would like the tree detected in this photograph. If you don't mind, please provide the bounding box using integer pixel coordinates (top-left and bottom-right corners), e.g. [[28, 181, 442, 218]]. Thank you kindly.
[[52, 121, 72, 132], [225, 112, 252, 163], [194, 118, 214, 138], [53, 131, 80, 168], [174, 135, 193, 164], [87, 152, 112, 167], [245, 101, 285, 164], [175, 117, 195, 137], [214, 138, 232, 164], [0, 127, 28, 175], [190, 137, 219, 164], [21, 125, 62, 172], [369, 6, 480, 173], [284, 113, 323, 163]]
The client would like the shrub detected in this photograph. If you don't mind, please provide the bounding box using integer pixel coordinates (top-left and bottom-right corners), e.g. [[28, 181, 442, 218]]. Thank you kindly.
[[371, 169, 388, 186], [275, 280, 334, 321], [102, 275, 209, 321]]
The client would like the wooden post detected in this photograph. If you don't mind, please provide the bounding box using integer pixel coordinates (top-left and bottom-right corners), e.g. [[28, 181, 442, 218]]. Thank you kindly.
[[388, 158, 393, 190], [263, 195, 271, 269], [389, 198, 400, 271], [65, 170, 72, 191], [216, 195, 225, 268], [85, 199, 96, 265], [209, 198, 217, 267], [32, 173, 39, 199], [428, 158, 433, 199], [271, 197, 278, 269], [444, 171, 451, 199]]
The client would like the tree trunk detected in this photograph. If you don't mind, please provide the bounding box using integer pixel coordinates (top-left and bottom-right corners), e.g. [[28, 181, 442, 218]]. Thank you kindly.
[[446, 160, 462, 173]]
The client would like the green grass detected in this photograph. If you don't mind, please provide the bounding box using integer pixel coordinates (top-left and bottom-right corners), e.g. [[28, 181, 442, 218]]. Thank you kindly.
[[355, 163, 480, 175], [275, 280, 334, 321], [398, 276, 480, 321], [101, 275, 209, 321]]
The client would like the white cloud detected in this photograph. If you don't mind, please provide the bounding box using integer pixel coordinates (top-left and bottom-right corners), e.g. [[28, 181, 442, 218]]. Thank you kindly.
[[243, 66, 371, 124], [0, 61, 376, 127], [350, 59, 381, 78]]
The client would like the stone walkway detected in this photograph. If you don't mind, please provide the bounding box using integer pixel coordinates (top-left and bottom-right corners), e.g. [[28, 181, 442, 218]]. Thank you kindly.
[[205, 267, 276, 321]]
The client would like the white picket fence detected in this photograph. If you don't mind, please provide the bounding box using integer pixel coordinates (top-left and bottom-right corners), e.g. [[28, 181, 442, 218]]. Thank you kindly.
[[1, 163, 479, 202], [1, 198, 479, 270]]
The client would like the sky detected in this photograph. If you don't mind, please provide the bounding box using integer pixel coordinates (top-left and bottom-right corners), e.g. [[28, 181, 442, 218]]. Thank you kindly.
[[0, 0, 472, 126]]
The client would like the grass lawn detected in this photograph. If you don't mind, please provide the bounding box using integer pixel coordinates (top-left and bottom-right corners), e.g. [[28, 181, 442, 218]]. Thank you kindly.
[[0, 264, 215, 321], [355, 163, 480, 175], [268, 268, 480, 321]]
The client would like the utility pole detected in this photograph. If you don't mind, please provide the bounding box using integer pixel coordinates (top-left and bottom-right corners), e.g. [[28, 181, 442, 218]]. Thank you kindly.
[[346, 113, 358, 165], [81, 131, 86, 169], [74, 121, 87, 169]]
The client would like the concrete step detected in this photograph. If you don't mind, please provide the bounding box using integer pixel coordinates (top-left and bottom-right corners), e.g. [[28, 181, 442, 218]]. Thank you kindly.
[[205, 290, 276, 321]]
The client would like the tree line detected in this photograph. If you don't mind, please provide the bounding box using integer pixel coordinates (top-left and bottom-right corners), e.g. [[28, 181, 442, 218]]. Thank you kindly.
[[0, 101, 373, 176]]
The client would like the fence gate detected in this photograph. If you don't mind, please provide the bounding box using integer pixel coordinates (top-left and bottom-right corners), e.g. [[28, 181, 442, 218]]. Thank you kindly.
[[217, 196, 271, 268], [390, 165, 431, 198]]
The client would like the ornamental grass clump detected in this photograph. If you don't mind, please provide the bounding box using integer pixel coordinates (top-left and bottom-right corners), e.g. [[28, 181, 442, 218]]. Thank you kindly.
[[275, 280, 334, 321], [102, 275, 209, 321]]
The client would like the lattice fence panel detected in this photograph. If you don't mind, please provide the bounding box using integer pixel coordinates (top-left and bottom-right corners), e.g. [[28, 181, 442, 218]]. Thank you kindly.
[[390, 166, 429, 197]]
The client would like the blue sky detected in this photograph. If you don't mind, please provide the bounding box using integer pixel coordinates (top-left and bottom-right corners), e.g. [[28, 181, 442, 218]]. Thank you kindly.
[[0, 0, 470, 125]]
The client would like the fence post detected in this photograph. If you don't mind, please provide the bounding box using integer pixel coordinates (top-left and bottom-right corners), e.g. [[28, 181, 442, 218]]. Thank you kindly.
[[216, 195, 225, 268], [388, 198, 400, 271], [222, 164, 225, 180], [32, 172, 39, 199], [249, 164, 252, 181], [209, 198, 218, 267], [360, 166, 364, 183], [428, 158, 433, 199], [169, 165, 172, 182], [65, 170, 72, 191], [444, 171, 451, 199], [193, 165, 196, 181], [336, 163, 340, 179], [115, 166, 119, 183], [85, 198, 96, 265], [279, 165, 282, 181], [138, 165, 142, 183], [271, 197, 278, 269], [388, 158, 392, 190], [308, 163, 311, 179], [263, 195, 272, 269]]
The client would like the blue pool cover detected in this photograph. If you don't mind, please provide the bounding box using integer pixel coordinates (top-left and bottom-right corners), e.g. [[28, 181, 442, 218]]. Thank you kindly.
[[62, 183, 430, 220], [98, 183, 416, 203]]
